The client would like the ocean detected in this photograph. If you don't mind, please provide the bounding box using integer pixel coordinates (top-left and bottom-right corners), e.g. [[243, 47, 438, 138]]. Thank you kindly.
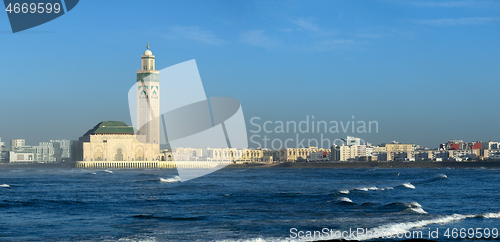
[[1, 167, 499, 241]]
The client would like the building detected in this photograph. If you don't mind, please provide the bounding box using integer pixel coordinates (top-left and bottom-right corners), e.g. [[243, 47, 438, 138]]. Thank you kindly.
[[74, 45, 164, 169], [9, 146, 36, 163], [136, 42, 160, 146], [75, 121, 162, 162], [0, 138, 7, 163], [279, 147, 330, 162], [386, 143, 414, 161], [10, 139, 25, 150], [346, 136, 364, 146]]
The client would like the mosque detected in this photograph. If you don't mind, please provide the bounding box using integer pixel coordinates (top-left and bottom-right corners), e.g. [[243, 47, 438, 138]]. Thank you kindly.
[[73, 44, 258, 169], [73, 44, 173, 169]]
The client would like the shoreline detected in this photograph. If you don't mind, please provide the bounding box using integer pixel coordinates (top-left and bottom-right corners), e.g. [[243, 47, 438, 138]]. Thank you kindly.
[[224, 161, 500, 169], [2, 161, 500, 169]]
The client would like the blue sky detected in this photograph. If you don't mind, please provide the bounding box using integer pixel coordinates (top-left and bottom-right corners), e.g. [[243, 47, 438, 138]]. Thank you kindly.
[[1, 0, 499, 148]]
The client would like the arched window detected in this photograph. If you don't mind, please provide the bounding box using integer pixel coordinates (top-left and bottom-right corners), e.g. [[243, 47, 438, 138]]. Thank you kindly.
[[115, 148, 123, 161]]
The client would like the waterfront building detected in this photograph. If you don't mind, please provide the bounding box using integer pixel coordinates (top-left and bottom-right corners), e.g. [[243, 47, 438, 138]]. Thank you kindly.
[[346, 136, 364, 146], [75, 121, 162, 162], [9, 146, 36, 163], [307, 151, 329, 162], [10, 139, 25, 150], [331, 145, 340, 161], [0, 138, 6, 163], [413, 150, 433, 161], [74, 45, 167, 169], [279, 147, 330, 162], [434, 150, 450, 161], [385, 143, 414, 161], [449, 150, 473, 161], [488, 150, 500, 160], [136, 42, 160, 147]]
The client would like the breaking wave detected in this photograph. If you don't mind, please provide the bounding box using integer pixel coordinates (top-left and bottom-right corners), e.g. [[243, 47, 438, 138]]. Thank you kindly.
[[482, 212, 500, 219], [338, 190, 349, 194], [159, 176, 181, 183], [0, 184, 10, 188], [364, 214, 472, 240], [353, 186, 393, 192], [401, 183, 415, 189], [337, 197, 353, 203]]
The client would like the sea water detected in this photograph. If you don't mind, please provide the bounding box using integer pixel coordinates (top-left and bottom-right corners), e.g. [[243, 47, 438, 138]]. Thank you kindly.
[[0, 167, 499, 241]]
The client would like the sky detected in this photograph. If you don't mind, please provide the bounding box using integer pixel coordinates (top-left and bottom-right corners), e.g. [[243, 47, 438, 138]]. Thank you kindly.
[[1, 0, 499, 149]]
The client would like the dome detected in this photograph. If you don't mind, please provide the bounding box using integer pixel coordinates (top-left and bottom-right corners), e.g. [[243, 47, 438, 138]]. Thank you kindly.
[[144, 49, 152, 56]]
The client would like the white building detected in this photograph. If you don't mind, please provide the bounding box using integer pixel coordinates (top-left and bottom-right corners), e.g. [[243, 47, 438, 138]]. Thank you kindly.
[[339, 145, 369, 161], [346, 136, 364, 146], [9, 146, 36, 163], [10, 139, 25, 150], [0, 138, 7, 163]]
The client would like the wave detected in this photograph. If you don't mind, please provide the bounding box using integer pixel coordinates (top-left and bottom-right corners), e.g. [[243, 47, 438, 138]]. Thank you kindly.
[[437, 174, 447, 179], [159, 176, 181, 183], [406, 207, 428, 214], [103, 170, 113, 174], [0, 184, 10, 188], [337, 197, 353, 203], [338, 190, 349, 194], [363, 214, 473, 240], [353, 186, 393, 192], [482, 212, 500, 219], [401, 182, 415, 189], [132, 214, 204, 221]]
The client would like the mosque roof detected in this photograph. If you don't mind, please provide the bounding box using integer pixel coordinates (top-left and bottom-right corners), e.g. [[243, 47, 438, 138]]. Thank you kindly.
[[83, 121, 135, 136]]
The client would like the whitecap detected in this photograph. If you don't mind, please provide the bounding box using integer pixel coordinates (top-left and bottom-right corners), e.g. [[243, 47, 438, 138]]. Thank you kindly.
[[355, 187, 369, 191], [368, 186, 378, 190], [408, 207, 428, 214], [363, 214, 473, 240], [482, 212, 500, 219], [438, 174, 447, 179], [410, 202, 422, 208], [402, 182, 415, 189], [339, 190, 350, 194], [159, 176, 181, 183], [0, 184, 10, 188], [103, 170, 113, 174], [338, 197, 353, 203]]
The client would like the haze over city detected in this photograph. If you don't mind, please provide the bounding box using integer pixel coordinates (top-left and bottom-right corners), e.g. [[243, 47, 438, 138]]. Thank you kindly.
[[1, 0, 499, 148]]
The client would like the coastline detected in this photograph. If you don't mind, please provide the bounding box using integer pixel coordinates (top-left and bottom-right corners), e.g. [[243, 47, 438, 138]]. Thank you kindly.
[[224, 161, 500, 169], [1, 161, 500, 169]]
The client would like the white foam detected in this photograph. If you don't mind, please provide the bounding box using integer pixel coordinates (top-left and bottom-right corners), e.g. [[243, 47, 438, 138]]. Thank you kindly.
[[103, 170, 113, 174], [408, 207, 428, 214], [368, 186, 378, 191], [402, 183, 415, 189], [160, 176, 181, 183], [339, 190, 350, 194], [482, 212, 500, 219], [410, 202, 422, 208], [438, 174, 447, 179], [355, 187, 369, 191], [364, 214, 473, 240], [216, 237, 300, 242], [0, 184, 10, 188], [338, 197, 353, 203]]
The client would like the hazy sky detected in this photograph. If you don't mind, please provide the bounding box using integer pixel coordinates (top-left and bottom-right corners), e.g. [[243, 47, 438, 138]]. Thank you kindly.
[[1, 0, 499, 148]]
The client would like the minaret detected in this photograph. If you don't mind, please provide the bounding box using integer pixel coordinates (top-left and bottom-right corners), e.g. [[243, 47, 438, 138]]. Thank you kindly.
[[137, 42, 160, 150]]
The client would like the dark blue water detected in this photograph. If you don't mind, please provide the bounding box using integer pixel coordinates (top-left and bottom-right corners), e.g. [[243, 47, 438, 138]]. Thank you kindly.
[[1, 168, 499, 241]]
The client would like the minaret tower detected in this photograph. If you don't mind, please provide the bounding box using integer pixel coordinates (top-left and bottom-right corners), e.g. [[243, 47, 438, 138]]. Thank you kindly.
[[137, 42, 160, 149]]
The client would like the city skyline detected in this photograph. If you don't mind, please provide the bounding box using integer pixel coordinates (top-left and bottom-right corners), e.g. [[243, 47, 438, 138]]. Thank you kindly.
[[1, 0, 500, 148]]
